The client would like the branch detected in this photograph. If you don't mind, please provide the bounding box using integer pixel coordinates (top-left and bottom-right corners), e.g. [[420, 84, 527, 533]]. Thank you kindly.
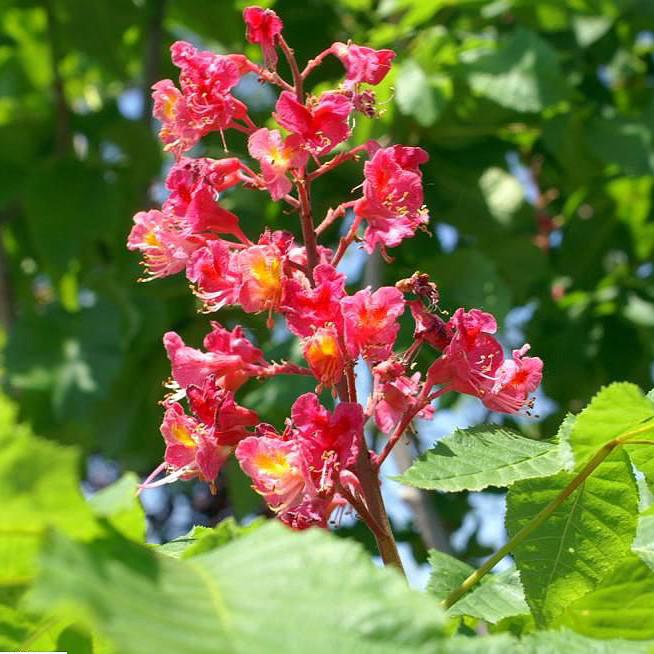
[[278, 36, 304, 102], [307, 144, 369, 182]]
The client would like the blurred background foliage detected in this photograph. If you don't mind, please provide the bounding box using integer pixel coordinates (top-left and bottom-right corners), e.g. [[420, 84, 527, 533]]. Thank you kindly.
[[1, 0, 653, 564]]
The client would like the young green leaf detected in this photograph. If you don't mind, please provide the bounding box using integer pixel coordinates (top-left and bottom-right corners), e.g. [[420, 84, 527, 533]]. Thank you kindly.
[[396, 426, 563, 492]]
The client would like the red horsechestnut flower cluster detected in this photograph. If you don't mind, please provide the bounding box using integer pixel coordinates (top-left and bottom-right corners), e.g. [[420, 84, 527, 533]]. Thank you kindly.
[[129, 7, 542, 554]]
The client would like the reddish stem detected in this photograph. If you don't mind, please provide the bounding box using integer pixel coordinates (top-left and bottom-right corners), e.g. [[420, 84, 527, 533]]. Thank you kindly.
[[279, 36, 304, 102], [373, 383, 443, 470], [331, 213, 363, 267], [296, 178, 320, 283], [282, 33, 404, 574], [308, 144, 369, 182], [301, 47, 334, 80], [258, 68, 295, 93], [258, 362, 314, 378], [316, 201, 357, 236]]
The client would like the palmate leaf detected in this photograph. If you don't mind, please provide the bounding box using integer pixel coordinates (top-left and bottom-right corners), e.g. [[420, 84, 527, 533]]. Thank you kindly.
[[397, 426, 563, 492], [428, 551, 528, 624], [563, 554, 654, 640], [30, 522, 446, 654], [505, 450, 638, 627]]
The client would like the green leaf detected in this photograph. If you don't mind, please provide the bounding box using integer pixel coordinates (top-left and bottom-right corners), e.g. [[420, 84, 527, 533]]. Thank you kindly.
[[30, 522, 446, 654], [23, 158, 118, 277], [633, 506, 654, 572], [478, 167, 525, 226], [397, 426, 563, 492], [6, 298, 125, 423], [395, 60, 448, 126], [441, 633, 518, 654], [427, 549, 474, 601], [88, 473, 146, 542], [441, 629, 653, 653], [506, 450, 639, 626], [572, 16, 613, 47], [464, 28, 570, 112], [448, 569, 528, 624], [585, 117, 654, 176], [428, 551, 528, 624], [569, 382, 654, 466], [0, 393, 144, 585], [0, 403, 97, 585], [563, 555, 654, 640], [521, 628, 653, 653], [157, 517, 265, 559]]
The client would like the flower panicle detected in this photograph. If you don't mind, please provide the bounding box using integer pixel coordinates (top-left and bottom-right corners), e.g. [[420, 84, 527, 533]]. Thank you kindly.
[[130, 5, 542, 530]]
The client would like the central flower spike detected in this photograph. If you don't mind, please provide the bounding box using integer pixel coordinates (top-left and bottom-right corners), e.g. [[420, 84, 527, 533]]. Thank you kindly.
[[131, 5, 543, 547]]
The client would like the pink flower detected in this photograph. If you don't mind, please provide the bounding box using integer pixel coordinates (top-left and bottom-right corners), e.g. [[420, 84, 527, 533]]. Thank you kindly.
[[243, 6, 284, 68], [127, 209, 202, 280], [354, 145, 430, 253], [152, 42, 252, 156], [302, 324, 345, 389], [407, 300, 450, 350], [159, 380, 257, 485], [427, 308, 502, 396], [236, 435, 306, 512], [482, 345, 543, 413], [282, 263, 346, 337], [186, 240, 241, 312], [237, 232, 295, 320], [274, 91, 352, 156], [160, 402, 206, 477], [171, 41, 247, 125], [237, 245, 284, 316], [235, 394, 362, 527], [164, 322, 266, 391], [341, 286, 405, 361], [331, 42, 395, 86], [151, 80, 200, 158], [248, 128, 308, 200], [165, 157, 243, 216], [278, 497, 333, 530], [427, 309, 542, 414], [187, 377, 259, 445], [372, 370, 433, 434], [291, 393, 362, 496]]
